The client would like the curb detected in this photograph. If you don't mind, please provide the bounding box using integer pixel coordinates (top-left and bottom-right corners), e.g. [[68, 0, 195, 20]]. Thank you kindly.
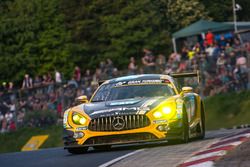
[[178, 128, 250, 167]]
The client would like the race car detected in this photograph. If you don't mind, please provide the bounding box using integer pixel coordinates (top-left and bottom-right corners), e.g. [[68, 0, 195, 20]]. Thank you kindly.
[[63, 72, 205, 154]]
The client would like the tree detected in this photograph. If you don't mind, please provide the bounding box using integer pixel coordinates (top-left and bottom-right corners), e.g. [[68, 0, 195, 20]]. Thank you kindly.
[[167, 0, 209, 32], [0, 0, 73, 82], [200, 0, 250, 22]]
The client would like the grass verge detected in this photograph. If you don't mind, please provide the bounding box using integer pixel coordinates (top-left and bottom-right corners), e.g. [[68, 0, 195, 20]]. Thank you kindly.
[[205, 90, 250, 130], [0, 125, 63, 153]]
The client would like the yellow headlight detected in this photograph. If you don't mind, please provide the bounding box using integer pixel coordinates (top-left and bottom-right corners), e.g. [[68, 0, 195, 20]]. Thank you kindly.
[[73, 115, 80, 122], [72, 113, 87, 125], [162, 107, 171, 114], [79, 117, 86, 125], [153, 106, 173, 119], [153, 111, 163, 118]]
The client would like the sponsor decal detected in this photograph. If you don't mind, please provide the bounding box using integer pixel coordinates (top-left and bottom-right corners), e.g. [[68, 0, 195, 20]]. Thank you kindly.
[[137, 98, 160, 114], [115, 79, 171, 87], [176, 98, 183, 119], [76, 126, 88, 131], [153, 119, 168, 124], [115, 81, 127, 86]]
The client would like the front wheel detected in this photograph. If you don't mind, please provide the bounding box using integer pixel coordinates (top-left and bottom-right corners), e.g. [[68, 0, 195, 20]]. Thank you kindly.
[[67, 147, 88, 154]]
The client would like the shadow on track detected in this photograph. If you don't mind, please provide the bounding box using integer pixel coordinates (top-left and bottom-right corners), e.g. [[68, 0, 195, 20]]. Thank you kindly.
[[66, 137, 212, 156]]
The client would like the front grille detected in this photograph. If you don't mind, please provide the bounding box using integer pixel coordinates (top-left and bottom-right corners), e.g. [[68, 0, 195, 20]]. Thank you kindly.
[[84, 133, 157, 145], [88, 115, 150, 131]]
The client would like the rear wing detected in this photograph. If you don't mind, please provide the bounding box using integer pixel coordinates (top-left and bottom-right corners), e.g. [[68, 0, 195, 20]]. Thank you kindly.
[[170, 70, 201, 83]]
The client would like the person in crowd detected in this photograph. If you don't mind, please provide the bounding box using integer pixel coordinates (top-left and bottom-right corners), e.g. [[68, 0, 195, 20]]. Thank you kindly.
[[112, 68, 119, 78], [218, 35, 227, 50], [216, 52, 226, 72], [142, 48, 156, 73], [193, 42, 202, 54], [99, 61, 106, 73], [233, 39, 242, 57], [1, 118, 7, 133], [181, 47, 189, 60], [22, 74, 33, 89], [74, 66, 81, 84], [156, 54, 166, 73], [83, 69, 92, 86], [225, 43, 234, 55], [33, 75, 42, 87], [106, 59, 114, 78], [67, 77, 78, 88], [9, 120, 16, 132], [46, 73, 54, 84], [5, 111, 13, 123], [55, 70, 62, 84], [16, 111, 25, 127], [1, 82, 8, 93], [206, 30, 214, 46], [128, 57, 137, 75], [7, 82, 14, 92]]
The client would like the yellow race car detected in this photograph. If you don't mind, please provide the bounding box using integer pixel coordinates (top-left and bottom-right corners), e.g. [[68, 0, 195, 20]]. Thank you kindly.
[[63, 72, 205, 154]]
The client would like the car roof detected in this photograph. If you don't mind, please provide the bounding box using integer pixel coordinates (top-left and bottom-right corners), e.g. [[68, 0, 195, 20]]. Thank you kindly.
[[106, 74, 175, 84]]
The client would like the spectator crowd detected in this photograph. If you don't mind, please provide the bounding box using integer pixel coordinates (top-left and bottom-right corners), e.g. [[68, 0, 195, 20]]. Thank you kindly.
[[0, 31, 249, 133]]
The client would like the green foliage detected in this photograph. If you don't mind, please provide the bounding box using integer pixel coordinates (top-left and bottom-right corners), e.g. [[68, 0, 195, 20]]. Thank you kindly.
[[205, 91, 250, 130], [167, 0, 209, 32], [1, 0, 249, 82], [200, 0, 250, 22], [0, 0, 73, 81]]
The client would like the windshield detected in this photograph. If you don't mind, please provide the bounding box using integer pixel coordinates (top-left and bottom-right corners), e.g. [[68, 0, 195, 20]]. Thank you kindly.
[[91, 81, 175, 102]]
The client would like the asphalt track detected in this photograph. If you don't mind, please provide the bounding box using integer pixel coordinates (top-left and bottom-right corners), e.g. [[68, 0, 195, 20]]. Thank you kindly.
[[0, 129, 245, 167]]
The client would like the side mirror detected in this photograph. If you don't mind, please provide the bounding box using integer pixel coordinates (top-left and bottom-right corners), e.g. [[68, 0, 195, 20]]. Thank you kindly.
[[181, 86, 193, 93], [76, 95, 89, 104]]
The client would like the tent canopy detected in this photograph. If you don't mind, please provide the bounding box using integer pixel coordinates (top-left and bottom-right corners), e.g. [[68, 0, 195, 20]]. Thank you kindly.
[[172, 20, 233, 39]]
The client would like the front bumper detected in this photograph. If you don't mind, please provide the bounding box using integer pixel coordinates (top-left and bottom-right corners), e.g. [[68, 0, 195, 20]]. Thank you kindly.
[[63, 119, 183, 149]]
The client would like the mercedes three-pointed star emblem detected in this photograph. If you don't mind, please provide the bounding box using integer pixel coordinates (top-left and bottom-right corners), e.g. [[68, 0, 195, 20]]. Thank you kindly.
[[112, 117, 125, 130]]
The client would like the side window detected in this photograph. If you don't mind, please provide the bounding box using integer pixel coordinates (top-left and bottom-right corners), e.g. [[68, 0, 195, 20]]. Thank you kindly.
[[92, 84, 113, 102]]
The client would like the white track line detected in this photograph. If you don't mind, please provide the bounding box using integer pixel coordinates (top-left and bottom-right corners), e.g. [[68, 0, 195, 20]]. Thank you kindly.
[[184, 150, 227, 163], [188, 161, 214, 167], [210, 141, 243, 149], [99, 149, 145, 167], [219, 133, 250, 142]]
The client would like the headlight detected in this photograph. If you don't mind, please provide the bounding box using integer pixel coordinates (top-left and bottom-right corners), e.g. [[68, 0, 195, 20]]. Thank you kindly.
[[153, 111, 163, 118], [72, 113, 87, 125], [153, 106, 174, 119], [162, 107, 171, 114]]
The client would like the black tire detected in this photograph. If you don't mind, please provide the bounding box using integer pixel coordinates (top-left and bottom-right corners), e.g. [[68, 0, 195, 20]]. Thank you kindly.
[[93, 145, 111, 151], [198, 105, 205, 139], [67, 147, 88, 154], [181, 109, 189, 143]]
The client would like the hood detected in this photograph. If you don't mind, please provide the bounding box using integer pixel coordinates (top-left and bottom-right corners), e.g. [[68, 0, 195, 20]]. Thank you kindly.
[[80, 97, 167, 119]]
